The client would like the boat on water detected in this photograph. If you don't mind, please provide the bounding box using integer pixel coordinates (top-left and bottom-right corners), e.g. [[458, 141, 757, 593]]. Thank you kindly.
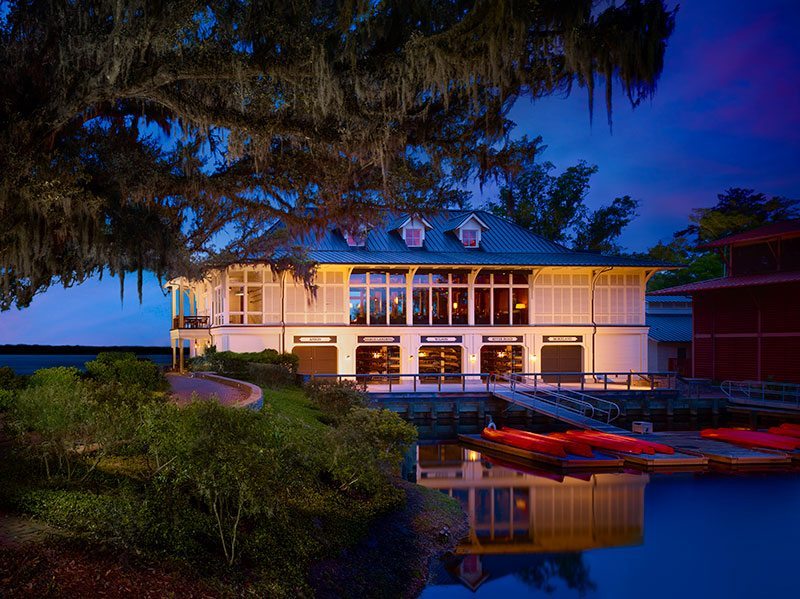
[[701, 428, 800, 451], [481, 427, 567, 457], [500, 426, 594, 457]]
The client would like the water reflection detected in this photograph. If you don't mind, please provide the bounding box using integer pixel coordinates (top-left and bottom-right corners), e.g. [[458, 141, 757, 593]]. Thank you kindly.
[[415, 443, 648, 593]]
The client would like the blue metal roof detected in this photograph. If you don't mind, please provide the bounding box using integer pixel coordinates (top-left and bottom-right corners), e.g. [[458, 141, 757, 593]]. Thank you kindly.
[[275, 209, 676, 268], [647, 314, 693, 342], [646, 295, 692, 303]]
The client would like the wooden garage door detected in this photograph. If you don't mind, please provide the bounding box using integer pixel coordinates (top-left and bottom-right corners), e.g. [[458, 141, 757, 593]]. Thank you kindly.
[[540, 345, 582, 383], [293, 346, 338, 375]]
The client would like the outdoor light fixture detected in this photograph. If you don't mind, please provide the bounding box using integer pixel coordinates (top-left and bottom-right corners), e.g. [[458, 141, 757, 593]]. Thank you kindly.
[[345, 354, 351, 360], [530, 354, 537, 361], [469, 354, 476, 362], [409, 354, 414, 360]]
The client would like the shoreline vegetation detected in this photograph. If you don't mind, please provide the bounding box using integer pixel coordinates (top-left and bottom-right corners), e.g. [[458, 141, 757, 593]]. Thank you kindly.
[[0, 351, 466, 597], [0, 344, 171, 355]]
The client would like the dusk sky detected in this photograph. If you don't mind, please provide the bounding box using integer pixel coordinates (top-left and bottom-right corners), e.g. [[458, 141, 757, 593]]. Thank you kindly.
[[1, 0, 798, 347]]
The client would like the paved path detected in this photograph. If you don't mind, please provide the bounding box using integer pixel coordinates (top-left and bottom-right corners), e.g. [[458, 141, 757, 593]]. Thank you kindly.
[[0, 511, 59, 547], [167, 373, 249, 406]]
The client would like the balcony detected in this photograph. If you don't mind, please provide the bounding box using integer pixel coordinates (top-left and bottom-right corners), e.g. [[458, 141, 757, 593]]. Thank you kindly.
[[172, 315, 210, 329]]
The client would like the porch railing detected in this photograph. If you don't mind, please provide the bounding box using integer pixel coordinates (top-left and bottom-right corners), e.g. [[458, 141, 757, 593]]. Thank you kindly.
[[172, 315, 210, 329], [309, 371, 677, 393]]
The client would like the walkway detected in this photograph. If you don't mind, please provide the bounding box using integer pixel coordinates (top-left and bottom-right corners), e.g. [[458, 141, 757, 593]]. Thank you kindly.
[[167, 373, 249, 406]]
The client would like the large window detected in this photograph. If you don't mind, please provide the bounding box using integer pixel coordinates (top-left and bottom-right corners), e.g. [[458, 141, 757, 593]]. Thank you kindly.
[[474, 270, 529, 325], [226, 269, 265, 324], [356, 345, 401, 382], [412, 271, 469, 326], [480, 345, 524, 377], [349, 270, 406, 325], [418, 345, 462, 383]]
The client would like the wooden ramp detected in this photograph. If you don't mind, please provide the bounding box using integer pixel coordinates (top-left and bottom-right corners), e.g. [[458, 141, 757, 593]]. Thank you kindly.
[[458, 434, 623, 470], [636, 431, 792, 466], [492, 389, 626, 433]]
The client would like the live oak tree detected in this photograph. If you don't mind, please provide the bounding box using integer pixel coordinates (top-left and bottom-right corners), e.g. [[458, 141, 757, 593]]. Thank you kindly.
[[0, 0, 676, 309]]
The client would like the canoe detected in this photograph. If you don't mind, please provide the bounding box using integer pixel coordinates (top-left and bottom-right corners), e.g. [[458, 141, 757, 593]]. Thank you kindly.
[[768, 424, 800, 439], [701, 428, 800, 451], [481, 427, 568, 457], [562, 430, 645, 455], [501, 426, 594, 457], [576, 430, 676, 455]]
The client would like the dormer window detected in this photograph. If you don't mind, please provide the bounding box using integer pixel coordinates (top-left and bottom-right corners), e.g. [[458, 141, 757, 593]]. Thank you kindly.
[[405, 228, 423, 247], [345, 227, 368, 247], [461, 228, 479, 248]]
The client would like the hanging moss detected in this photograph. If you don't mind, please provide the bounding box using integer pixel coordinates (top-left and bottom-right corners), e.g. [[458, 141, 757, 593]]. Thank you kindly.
[[0, 1, 676, 309]]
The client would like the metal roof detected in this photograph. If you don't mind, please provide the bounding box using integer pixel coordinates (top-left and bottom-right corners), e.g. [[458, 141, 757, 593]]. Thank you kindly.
[[650, 270, 800, 295], [647, 314, 693, 343], [646, 295, 692, 303], [276, 209, 676, 269], [701, 219, 800, 249]]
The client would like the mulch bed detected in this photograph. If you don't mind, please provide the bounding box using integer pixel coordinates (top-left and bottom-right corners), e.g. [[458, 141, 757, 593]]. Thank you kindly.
[[0, 541, 225, 599]]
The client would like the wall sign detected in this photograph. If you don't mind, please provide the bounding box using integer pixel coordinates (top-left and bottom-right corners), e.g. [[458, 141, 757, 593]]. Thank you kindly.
[[543, 335, 583, 343], [293, 336, 337, 343], [357, 336, 401, 344], [421, 336, 463, 343], [482, 335, 523, 343]]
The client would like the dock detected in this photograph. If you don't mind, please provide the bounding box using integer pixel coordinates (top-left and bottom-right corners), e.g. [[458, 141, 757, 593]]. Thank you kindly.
[[635, 431, 793, 466], [457, 434, 624, 470]]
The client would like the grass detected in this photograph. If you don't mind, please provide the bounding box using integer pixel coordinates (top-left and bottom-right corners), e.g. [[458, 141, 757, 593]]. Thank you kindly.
[[262, 385, 326, 430]]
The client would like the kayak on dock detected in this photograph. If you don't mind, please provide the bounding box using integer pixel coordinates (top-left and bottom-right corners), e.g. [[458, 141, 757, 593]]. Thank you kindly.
[[501, 426, 595, 457], [562, 430, 648, 455], [576, 430, 676, 455], [768, 423, 800, 439], [481, 427, 567, 458], [701, 428, 800, 451]]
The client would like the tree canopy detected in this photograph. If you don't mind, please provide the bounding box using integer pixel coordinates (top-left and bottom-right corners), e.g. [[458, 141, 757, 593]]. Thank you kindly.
[[645, 188, 800, 291], [486, 138, 639, 252], [0, 0, 677, 309]]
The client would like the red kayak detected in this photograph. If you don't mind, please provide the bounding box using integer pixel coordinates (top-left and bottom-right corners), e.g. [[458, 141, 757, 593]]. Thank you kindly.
[[577, 430, 675, 455], [481, 427, 567, 457], [768, 424, 800, 439], [501, 427, 594, 457], [701, 428, 800, 451], [562, 430, 645, 455]]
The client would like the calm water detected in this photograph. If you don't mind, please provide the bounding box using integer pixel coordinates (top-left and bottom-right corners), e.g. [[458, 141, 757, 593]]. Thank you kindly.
[[415, 442, 800, 598], [0, 354, 172, 375]]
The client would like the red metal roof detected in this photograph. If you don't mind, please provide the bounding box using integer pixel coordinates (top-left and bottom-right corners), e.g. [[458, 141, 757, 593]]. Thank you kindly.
[[650, 270, 800, 295], [701, 219, 800, 249]]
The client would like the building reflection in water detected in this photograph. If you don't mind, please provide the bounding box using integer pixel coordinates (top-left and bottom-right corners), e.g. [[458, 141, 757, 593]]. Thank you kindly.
[[415, 443, 649, 592]]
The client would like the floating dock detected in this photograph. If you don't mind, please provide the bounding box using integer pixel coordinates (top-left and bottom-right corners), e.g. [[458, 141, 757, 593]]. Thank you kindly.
[[627, 431, 793, 466], [458, 434, 624, 470], [607, 446, 708, 471]]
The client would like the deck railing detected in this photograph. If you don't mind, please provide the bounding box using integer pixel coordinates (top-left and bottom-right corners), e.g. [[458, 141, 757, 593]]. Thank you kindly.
[[172, 315, 210, 329], [310, 371, 677, 393], [721, 380, 800, 411]]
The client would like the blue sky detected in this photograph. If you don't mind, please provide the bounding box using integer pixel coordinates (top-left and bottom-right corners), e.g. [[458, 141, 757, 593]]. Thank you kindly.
[[1, 0, 798, 346]]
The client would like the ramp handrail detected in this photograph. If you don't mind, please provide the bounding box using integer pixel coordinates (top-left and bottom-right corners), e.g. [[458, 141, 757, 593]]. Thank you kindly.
[[721, 380, 800, 410], [518, 376, 622, 423], [493, 373, 599, 422]]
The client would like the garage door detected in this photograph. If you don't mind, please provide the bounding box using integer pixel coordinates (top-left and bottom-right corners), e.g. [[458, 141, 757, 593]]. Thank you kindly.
[[293, 346, 338, 376], [540, 345, 582, 383]]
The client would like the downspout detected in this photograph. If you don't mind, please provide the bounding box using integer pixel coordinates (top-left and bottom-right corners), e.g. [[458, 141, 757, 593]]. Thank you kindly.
[[591, 267, 613, 374], [280, 271, 287, 353]]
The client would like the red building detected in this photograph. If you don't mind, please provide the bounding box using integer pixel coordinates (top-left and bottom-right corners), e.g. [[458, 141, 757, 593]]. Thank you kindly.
[[653, 220, 800, 384]]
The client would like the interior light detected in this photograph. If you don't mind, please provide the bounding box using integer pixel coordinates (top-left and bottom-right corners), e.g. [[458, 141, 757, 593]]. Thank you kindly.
[[235, 291, 244, 296], [372, 352, 381, 359], [452, 301, 458, 310], [515, 302, 526, 309]]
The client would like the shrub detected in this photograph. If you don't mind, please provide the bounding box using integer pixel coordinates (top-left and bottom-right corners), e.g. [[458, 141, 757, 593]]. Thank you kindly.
[[305, 379, 367, 422], [0, 366, 26, 390], [192, 349, 298, 380], [247, 362, 295, 388], [0, 389, 15, 412], [85, 352, 166, 391], [326, 407, 417, 495]]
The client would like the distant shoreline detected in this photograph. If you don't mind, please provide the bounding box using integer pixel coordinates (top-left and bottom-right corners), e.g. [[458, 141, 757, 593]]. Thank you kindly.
[[0, 344, 171, 355]]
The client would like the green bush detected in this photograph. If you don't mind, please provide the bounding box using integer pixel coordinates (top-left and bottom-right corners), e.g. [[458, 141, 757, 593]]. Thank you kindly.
[[191, 349, 298, 380], [247, 362, 295, 388], [0, 389, 16, 412], [0, 366, 26, 390], [85, 352, 166, 391], [326, 407, 417, 495], [305, 379, 367, 422]]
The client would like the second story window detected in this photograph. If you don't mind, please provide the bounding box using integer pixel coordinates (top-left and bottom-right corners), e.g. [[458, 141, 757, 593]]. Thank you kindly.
[[350, 270, 406, 325], [461, 229, 479, 248], [412, 271, 469, 325], [474, 270, 529, 325], [405, 228, 423, 247]]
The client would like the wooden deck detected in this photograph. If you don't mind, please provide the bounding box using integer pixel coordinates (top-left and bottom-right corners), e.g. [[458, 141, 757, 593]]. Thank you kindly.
[[457, 434, 624, 470]]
